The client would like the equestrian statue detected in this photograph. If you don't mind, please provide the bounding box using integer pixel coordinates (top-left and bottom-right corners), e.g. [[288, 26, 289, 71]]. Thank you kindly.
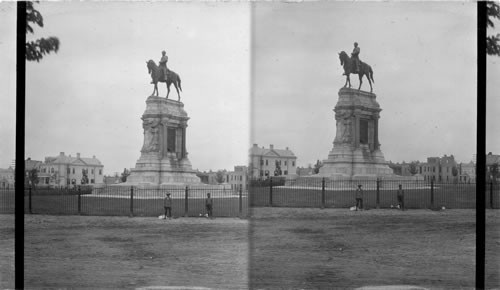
[[338, 42, 375, 93], [146, 50, 183, 101]]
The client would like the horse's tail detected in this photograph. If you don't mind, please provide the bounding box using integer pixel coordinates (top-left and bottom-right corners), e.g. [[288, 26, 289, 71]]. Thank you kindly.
[[370, 67, 375, 83], [178, 75, 182, 92]]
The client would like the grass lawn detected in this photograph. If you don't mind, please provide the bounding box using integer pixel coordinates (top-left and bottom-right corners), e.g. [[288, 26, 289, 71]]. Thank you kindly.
[[249, 207, 500, 289], [0, 214, 248, 289]]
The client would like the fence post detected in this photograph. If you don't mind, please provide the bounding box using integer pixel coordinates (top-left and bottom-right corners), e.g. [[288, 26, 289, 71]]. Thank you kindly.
[[430, 180, 434, 209], [184, 186, 189, 217], [130, 187, 134, 217], [321, 178, 325, 209], [269, 177, 273, 207], [376, 179, 380, 209], [239, 184, 243, 217], [490, 182, 494, 209], [78, 191, 81, 215], [29, 186, 32, 214]]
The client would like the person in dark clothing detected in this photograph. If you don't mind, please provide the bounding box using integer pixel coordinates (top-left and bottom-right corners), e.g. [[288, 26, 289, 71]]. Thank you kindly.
[[355, 184, 363, 211], [205, 192, 213, 218], [164, 192, 172, 219], [397, 184, 405, 210]]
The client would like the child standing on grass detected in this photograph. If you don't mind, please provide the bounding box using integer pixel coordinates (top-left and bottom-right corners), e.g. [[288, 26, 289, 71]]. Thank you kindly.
[[355, 184, 363, 211], [164, 192, 172, 219], [397, 184, 404, 210], [205, 193, 213, 218]]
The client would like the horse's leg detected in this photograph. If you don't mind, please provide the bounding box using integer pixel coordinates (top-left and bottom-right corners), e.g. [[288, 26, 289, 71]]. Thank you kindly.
[[174, 83, 180, 101], [358, 74, 363, 91], [344, 76, 348, 88], [367, 74, 373, 92], [166, 82, 170, 99], [347, 75, 352, 88], [153, 83, 158, 96]]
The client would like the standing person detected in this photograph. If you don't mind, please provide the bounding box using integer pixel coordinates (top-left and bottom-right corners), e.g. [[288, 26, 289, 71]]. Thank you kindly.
[[355, 184, 363, 211], [397, 184, 405, 210], [205, 192, 213, 218], [164, 192, 172, 219]]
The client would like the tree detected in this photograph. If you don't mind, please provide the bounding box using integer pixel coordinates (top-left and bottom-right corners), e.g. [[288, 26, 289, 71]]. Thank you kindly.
[[25, 1, 60, 62], [408, 161, 419, 175], [215, 170, 226, 184], [487, 2, 500, 56], [313, 160, 323, 174], [120, 168, 130, 183], [489, 163, 499, 183], [25, 168, 39, 189], [274, 160, 282, 176], [81, 169, 89, 185]]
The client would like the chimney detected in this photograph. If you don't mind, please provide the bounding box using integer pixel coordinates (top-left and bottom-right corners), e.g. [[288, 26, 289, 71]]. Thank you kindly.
[[93, 155, 96, 159], [286, 147, 289, 151], [270, 144, 274, 150], [77, 153, 80, 159], [60, 152, 64, 156], [253, 143, 258, 148]]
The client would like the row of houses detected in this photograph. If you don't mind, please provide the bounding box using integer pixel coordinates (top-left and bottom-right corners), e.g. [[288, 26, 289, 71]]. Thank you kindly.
[[2, 146, 497, 189], [4, 152, 104, 188]]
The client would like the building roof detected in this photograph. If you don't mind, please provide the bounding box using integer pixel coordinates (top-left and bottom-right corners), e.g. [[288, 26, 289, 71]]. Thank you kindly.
[[0, 167, 14, 173], [249, 144, 296, 158], [25, 159, 42, 171], [44, 153, 103, 167], [486, 153, 500, 166]]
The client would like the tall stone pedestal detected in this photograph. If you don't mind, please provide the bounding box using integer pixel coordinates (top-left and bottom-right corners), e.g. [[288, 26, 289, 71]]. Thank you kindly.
[[318, 88, 394, 179], [126, 96, 201, 186]]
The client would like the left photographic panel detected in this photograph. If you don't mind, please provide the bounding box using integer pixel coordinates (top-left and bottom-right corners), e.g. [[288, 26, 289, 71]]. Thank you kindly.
[[23, 2, 250, 289]]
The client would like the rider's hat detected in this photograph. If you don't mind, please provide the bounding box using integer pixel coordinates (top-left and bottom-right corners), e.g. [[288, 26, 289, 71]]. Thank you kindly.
[[354, 42, 358, 46], [162, 50, 166, 54]]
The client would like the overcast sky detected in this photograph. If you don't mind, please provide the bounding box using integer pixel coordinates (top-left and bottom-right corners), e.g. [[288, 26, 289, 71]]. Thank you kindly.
[[0, 2, 250, 175], [252, 1, 499, 167], [0, 2, 499, 174]]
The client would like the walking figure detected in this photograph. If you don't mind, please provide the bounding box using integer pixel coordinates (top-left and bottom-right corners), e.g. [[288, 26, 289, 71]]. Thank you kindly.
[[164, 192, 172, 219], [205, 193, 213, 218], [397, 184, 405, 210], [355, 184, 363, 211]]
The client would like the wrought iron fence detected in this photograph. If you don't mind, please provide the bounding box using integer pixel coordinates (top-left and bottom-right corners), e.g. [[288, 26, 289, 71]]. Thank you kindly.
[[250, 178, 500, 210], [0, 185, 248, 218]]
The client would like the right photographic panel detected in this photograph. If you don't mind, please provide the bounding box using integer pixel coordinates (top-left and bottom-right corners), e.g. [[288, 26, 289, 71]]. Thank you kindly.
[[249, 2, 498, 289]]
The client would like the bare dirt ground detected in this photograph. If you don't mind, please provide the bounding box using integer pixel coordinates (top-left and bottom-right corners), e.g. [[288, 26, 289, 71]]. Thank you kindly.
[[249, 208, 500, 289], [0, 214, 248, 289]]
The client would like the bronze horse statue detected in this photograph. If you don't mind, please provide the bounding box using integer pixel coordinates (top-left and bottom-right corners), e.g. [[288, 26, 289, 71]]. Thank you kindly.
[[146, 60, 183, 101], [338, 51, 375, 93]]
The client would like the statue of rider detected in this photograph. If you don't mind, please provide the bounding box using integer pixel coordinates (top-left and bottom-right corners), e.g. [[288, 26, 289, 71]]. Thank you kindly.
[[351, 42, 360, 73], [159, 50, 169, 80]]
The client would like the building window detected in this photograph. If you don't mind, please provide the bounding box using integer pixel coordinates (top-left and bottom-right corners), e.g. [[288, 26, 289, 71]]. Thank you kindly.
[[284, 170, 288, 175], [72, 168, 75, 174], [260, 170, 264, 177], [67, 168, 70, 174], [91, 169, 94, 174], [285, 161, 287, 166], [260, 159, 264, 166], [51, 168, 54, 173], [265, 160, 268, 166], [292, 161, 295, 167], [91, 179, 95, 184], [240, 176, 242, 181], [99, 169, 102, 175]]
